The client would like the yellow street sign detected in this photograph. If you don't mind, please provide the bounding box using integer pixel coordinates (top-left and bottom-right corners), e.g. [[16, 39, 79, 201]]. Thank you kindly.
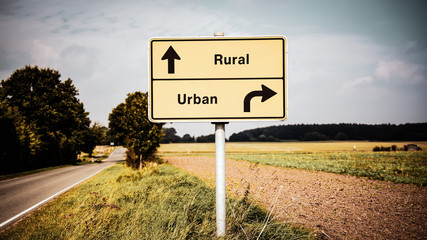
[[148, 36, 287, 122]]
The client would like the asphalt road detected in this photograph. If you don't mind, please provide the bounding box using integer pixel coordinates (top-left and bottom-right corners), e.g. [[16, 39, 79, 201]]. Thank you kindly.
[[0, 148, 126, 229]]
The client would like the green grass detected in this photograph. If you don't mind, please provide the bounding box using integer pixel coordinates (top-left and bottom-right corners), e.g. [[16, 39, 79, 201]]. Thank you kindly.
[[226, 151, 427, 186], [0, 162, 314, 240]]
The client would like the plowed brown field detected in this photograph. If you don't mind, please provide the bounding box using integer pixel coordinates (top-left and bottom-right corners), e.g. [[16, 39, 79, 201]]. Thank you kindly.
[[164, 156, 427, 240]]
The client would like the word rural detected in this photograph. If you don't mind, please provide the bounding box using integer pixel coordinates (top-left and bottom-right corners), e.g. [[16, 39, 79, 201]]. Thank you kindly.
[[214, 54, 249, 65]]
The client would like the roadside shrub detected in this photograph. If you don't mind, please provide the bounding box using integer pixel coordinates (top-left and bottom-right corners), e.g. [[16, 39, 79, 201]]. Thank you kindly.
[[404, 144, 422, 151]]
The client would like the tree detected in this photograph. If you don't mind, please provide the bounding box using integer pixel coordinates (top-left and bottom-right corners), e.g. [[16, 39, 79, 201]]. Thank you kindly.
[[161, 127, 181, 143], [79, 122, 111, 157], [196, 134, 215, 143], [0, 103, 25, 173], [109, 92, 164, 169], [334, 131, 348, 140], [181, 134, 195, 143], [108, 103, 126, 146], [91, 122, 110, 145], [229, 132, 251, 142], [0, 66, 91, 173], [301, 131, 329, 141]]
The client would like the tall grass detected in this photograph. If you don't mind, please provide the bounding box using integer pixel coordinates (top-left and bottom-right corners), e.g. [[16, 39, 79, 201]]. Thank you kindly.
[[227, 151, 427, 186], [0, 163, 313, 240]]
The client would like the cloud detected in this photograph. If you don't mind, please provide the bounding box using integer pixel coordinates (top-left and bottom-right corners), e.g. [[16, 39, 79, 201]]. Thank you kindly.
[[342, 59, 426, 95], [344, 76, 374, 89], [0, 47, 14, 70], [30, 39, 59, 67], [291, 33, 388, 85], [374, 60, 425, 84], [59, 44, 99, 80], [0, 48, 31, 77]]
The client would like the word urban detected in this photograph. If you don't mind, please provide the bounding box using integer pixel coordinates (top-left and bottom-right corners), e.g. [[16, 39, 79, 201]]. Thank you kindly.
[[214, 54, 249, 65], [178, 94, 218, 105]]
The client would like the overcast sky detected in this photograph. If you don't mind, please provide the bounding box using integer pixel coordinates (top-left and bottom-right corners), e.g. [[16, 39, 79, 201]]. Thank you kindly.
[[1, 0, 426, 138]]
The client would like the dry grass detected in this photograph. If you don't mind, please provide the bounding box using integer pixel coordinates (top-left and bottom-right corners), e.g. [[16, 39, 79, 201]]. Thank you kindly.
[[0, 163, 313, 240]]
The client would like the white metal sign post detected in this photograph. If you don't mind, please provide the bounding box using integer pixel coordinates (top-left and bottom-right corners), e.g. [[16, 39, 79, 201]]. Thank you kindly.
[[214, 122, 226, 236], [148, 34, 287, 237], [213, 32, 226, 237]]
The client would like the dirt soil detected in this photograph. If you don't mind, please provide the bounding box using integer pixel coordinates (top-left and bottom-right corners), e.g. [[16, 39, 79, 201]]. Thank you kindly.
[[164, 156, 427, 240]]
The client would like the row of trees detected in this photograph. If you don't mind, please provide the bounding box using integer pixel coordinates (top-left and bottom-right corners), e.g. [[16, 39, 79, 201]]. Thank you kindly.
[[162, 128, 215, 143], [162, 123, 427, 144], [0, 66, 106, 174], [1, 66, 166, 173], [228, 123, 427, 142], [161, 123, 427, 144]]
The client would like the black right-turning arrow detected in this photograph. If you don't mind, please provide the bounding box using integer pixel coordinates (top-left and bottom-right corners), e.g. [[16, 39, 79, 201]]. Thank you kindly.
[[161, 46, 181, 74], [244, 85, 277, 112]]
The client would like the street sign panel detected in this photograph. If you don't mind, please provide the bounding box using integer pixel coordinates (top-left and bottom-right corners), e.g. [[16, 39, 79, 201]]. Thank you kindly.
[[148, 36, 287, 122]]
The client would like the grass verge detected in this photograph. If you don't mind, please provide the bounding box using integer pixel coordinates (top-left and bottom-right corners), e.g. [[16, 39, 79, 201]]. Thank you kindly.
[[226, 151, 427, 186], [0, 162, 313, 240]]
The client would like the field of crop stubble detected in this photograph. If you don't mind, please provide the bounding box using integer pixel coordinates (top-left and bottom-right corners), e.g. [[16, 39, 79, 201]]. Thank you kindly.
[[160, 141, 427, 239], [159, 141, 427, 185]]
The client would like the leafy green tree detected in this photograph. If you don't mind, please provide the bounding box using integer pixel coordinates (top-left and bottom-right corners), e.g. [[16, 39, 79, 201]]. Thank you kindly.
[[334, 131, 348, 140], [0, 103, 26, 173], [80, 122, 110, 157], [161, 127, 181, 143], [91, 122, 110, 145], [196, 134, 215, 143], [181, 134, 195, 143], [108, 103, 126, 146], [0, 66, 90, 172], [109, 92, 164, 169], [301, 131, 329, 141]]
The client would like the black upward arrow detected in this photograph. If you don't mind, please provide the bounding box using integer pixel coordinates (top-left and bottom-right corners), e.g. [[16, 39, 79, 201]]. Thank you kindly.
[[244, 85, 277, 112], [161, 46, 181, 74]]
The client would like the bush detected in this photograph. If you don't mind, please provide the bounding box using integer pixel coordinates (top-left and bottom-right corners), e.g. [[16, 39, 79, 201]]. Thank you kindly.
[[373, 146, 397, 152]]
